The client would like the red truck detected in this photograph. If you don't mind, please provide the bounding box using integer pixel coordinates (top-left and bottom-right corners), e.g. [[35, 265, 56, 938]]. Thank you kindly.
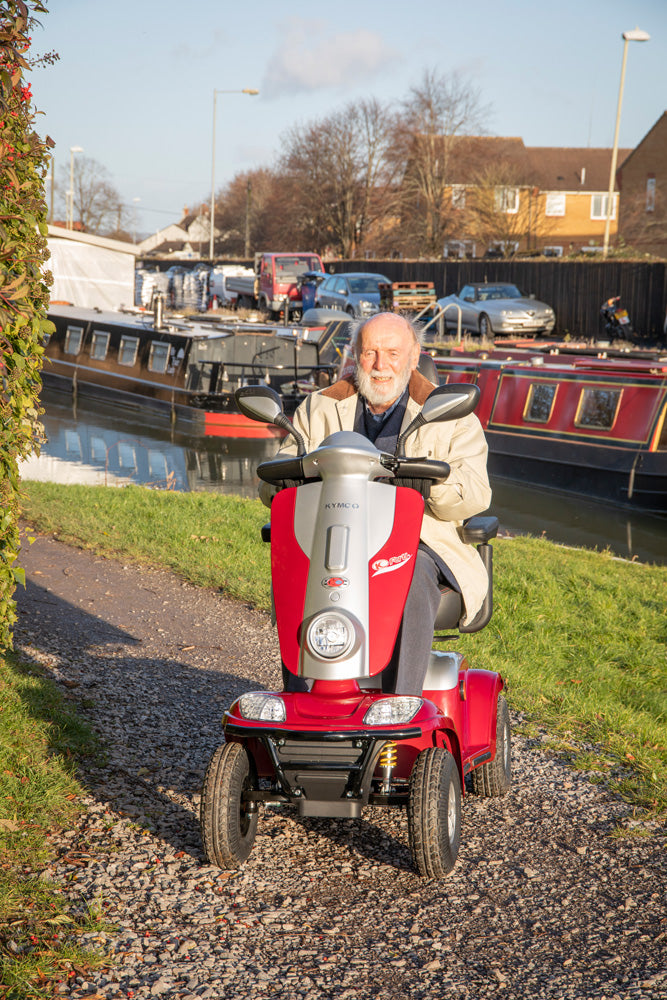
[[225, 252, 324, 318]]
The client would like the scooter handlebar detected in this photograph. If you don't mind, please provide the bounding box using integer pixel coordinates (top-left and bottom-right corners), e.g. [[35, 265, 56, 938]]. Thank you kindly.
[[382, 456, 451, 482], [256, 456, 305, 484]]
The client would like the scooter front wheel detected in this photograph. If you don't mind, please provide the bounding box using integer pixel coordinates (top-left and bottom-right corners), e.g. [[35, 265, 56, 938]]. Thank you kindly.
[[200, 742, 258, 868], [408, 747, 461, 878]]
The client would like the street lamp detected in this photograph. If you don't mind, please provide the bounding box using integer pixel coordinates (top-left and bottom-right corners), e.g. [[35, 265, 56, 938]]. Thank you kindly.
[[209, 88, 259, 260], [602, 27, 650, 257], [67, 145, 84, 230]]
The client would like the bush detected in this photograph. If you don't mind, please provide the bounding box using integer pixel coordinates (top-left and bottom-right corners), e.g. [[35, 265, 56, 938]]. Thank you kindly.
[[0, 1, 53, 648]]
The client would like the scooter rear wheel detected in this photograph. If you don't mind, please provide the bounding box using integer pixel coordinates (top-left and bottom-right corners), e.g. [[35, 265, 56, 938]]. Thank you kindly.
[[200, 741, 258, 868], [471, 695, 511, 797], [408, 747, 461, 878]]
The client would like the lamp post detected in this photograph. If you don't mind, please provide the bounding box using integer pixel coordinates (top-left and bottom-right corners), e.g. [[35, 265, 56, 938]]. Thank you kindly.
[[602, 27, 650, 258], [209, 88, 259, 260], [67, 146, 84, 230]]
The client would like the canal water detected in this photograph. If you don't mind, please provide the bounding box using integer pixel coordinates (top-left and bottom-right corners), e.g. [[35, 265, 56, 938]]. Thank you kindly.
[[19, 388, 667, 567]]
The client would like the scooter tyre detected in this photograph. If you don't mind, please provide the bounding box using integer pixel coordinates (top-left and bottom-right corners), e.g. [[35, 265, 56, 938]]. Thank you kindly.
[[200, 742, 258, 869], [471, 695, 511, 797], [408, 747, 461, 878]]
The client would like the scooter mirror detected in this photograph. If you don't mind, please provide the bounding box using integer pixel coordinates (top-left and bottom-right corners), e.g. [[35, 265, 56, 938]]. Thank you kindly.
[[235, 385, 285, 424], [421, 383, 480, 423], [395, 383, 480, 456]]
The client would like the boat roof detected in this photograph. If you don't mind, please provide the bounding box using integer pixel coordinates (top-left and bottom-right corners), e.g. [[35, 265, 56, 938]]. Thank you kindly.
[[47, 304, 319, 343]]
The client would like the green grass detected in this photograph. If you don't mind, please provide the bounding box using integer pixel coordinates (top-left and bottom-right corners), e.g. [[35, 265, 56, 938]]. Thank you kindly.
[[20, 480, 667, 818], [0, 653, 105, 999]]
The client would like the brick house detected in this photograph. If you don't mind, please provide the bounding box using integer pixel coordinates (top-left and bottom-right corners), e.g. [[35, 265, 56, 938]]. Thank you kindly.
[[440, 137, 630, 257], [617, 111, 667, 258]]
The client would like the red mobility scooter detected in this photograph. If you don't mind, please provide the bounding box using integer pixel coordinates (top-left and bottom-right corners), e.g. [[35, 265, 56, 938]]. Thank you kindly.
[[201, 382, 510, 878]]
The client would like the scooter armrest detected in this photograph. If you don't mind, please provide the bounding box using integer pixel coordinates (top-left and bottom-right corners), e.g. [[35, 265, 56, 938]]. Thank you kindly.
[[459, 515, 499, 545]]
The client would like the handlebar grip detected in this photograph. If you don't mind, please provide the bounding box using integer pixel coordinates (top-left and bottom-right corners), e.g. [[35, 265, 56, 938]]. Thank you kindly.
[[256, 456, 305, 484], [393, 459, 450, 481]]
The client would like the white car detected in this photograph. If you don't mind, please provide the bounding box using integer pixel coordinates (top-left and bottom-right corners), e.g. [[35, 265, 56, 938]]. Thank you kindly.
[[437, 283, 556, 337]]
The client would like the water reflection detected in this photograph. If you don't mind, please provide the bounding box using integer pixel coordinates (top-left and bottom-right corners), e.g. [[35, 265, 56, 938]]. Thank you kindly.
[[21, 389, 277, 498], [20, 388, 667, 566]]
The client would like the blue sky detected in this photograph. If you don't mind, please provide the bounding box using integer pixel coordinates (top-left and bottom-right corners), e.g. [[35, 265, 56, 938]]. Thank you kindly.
[[29, 0, 666, 237]]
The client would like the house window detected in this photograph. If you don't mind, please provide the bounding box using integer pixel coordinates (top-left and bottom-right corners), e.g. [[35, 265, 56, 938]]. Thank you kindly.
[[451, 185, 466, 210], [543, 246, 563, 257], [90, 330, 110, 362], [591, 194, 616, 220], [575, 388, 622, 429], [148, 341, 170, 374], [524, 383, 557, 423], [545, 192, 566, 217], [495, 187, 519, 214], [646, 177, 656, 212], [64, 325, 84, 355], [119, 335, 139, 366]]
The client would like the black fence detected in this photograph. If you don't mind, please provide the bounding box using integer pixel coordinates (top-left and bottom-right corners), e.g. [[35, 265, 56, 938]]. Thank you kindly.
[[139, 257, 667, 343], [327, 259, 667, 343]]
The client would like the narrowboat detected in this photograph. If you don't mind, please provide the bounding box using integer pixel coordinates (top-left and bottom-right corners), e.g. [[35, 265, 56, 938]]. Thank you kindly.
[[434, 351, 667, 513], [44, 302, 345, 439]]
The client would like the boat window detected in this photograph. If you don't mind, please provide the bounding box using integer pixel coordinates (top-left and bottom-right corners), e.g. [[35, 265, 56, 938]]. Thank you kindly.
[[90, 330, 110, 361], [118, 442, 137, 471], [148, 341, 170, 374], [64, 325, 84, 355], [90, 436, 107, 463], [118, 335, 139, 367], [575, 388, 622, 429], [524, 383, 557, 423]]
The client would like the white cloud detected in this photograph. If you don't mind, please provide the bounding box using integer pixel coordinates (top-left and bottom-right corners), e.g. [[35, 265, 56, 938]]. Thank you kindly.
[[262, 21, 398, 98]]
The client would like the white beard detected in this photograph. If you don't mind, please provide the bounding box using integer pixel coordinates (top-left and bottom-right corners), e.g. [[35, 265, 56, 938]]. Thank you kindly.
[[354, 359, 412, 408]]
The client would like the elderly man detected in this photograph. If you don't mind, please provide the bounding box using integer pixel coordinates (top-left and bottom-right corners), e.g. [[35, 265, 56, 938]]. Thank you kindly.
[[271, 311, 491, 695]]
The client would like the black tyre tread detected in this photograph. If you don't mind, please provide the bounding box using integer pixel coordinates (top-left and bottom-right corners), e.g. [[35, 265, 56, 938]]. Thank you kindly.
[[471, 695, 511, 797], [200, 741, 258, 869], [408, 748, 461, 879], [479, 313, 492, 336]]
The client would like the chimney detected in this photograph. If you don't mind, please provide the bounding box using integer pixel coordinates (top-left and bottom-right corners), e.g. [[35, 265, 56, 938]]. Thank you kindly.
[[581, 167, 586, 186]]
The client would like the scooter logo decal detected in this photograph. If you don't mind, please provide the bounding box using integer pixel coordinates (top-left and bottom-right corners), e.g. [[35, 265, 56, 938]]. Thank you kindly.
[[371, 552, 412, 577], [321, 576, 349, 589]]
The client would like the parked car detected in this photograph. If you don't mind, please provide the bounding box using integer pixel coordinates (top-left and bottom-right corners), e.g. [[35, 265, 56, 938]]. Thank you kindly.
[[315, 272, 391, 318], [436, 283, 556, 337]]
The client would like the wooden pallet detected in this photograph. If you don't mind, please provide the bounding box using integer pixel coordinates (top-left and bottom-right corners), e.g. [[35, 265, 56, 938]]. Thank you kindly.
[[380, 281, 437, 312]]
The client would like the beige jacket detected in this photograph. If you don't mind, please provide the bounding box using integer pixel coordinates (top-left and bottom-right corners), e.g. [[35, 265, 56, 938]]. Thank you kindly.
[[272, 371, 492, 625]]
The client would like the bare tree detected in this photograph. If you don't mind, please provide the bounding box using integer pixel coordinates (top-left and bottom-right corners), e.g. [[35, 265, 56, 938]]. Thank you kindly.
[[393, 69, 491, 257], [465, 159, 554, 256], [56, 156, 128, 235], [279, 98, 399, 257]]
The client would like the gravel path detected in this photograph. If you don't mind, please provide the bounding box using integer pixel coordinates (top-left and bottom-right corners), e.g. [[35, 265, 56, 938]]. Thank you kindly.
[[14, 529, 666, 1000]]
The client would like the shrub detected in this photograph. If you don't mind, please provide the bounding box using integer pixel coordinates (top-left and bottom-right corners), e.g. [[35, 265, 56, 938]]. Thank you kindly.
[[0, 0, 53, 648]]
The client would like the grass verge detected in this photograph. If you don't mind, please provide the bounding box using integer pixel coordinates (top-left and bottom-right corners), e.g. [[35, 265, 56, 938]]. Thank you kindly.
[[21, 480, 667, 819], [0, 652, 105, 999]]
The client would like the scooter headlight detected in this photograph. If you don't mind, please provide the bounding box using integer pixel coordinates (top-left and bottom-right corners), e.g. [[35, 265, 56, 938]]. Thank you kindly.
[[363, 697, 423, 726], [307, 612, 353, 659], [238, 692, 286, 722]]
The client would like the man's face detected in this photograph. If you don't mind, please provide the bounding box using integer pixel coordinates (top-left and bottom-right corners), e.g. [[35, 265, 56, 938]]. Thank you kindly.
[[355, 315, 420, 412]]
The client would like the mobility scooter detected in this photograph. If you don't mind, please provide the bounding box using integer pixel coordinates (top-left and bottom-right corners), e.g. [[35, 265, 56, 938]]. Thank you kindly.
[[200, 382, 510, 878]]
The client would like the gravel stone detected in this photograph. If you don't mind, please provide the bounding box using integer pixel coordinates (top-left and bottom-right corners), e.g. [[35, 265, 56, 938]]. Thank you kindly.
[[14, 530, 667, 1000]]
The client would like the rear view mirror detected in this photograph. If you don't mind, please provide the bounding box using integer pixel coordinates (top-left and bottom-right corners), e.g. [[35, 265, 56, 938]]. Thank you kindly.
[[421, 383, 480, 422], [235, 385, 284, 424], [234, 385, 306, 455], [395, 383, 480, 456]]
